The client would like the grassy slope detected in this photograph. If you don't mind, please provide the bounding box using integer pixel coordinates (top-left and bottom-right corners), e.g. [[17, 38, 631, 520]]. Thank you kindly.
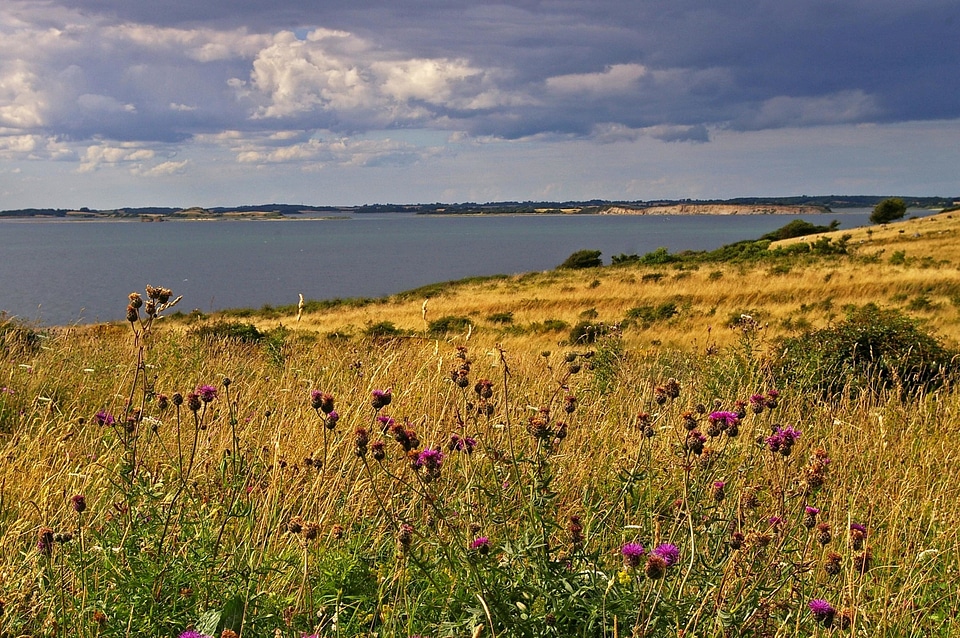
[[214, 210, 960, 352]]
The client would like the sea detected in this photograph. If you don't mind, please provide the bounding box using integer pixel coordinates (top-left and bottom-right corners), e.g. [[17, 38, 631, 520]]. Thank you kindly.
[[0, 208, 919, 326]]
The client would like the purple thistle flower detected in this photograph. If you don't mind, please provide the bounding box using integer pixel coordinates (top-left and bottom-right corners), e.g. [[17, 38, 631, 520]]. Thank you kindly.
[[469, 536, 490, 555], [621, 542, 646, 567], [95, 410, 115, 426], [414, 448, 444, 470], [808, 599, 836, 626], [850, 522, 867, 535], [708, 411, 739, 427], [371, 388, 393, 410], [178, 631, 213, 638], [652, 543, 680, 567], [196, 384, 217, 403]]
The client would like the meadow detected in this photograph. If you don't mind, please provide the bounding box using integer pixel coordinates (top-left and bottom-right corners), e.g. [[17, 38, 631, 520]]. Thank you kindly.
[[1, 211, 959, 637]]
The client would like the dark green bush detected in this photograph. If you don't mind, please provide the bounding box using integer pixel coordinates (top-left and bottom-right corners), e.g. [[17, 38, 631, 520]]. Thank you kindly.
[[625, 302, 678, 325], [364, 321, 405, 338], [774, 304, 959, 396], [569, 321, 613, 345], [428, 315, 473, 335], [189, 321, 265, 343], [0, 316, 41, 353], [487, 311, 514, 324], [558, 249, 602, 269]]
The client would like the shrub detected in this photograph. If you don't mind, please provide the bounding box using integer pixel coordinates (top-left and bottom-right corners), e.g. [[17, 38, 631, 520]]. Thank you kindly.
[[558, 249, 602, 269], [760, 218, 840, 241], [774, 304, 959, 396], [569, 321, 613, 344], [189, 321, 264, 343], [428, 315, 473, 335], [487, 311, 514, 324], [364, 321, 405, 338], [625, 302, 678, 326], [870, 197, 907, 224], [0, 316, 42, 353]]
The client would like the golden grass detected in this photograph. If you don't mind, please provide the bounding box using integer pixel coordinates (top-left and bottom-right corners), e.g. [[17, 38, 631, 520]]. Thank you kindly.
[[220, 211, 960, 354]]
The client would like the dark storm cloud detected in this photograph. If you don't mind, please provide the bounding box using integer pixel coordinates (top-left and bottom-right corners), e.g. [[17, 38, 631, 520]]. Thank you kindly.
[[3, 0, 959, 160]]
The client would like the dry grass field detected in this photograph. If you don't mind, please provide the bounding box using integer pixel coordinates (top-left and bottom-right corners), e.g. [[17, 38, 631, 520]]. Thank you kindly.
[[1, 210, 959, 637]]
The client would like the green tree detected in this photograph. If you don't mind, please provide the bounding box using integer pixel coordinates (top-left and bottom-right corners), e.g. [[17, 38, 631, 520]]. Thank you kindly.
[[869, 198, 907, 224]]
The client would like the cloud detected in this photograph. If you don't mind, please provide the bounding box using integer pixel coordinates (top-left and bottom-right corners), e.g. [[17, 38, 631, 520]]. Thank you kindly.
[[545, 64, 648, 95], [132, 159, 189, 176]]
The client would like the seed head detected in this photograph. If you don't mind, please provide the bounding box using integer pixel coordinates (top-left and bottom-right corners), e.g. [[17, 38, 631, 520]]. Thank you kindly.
[[371, 388, 392, 410], [71, 494, 86, 514]]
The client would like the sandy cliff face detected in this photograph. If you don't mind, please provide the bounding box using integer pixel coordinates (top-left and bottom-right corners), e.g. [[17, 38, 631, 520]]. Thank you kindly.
[[601, 204, 829, 215]]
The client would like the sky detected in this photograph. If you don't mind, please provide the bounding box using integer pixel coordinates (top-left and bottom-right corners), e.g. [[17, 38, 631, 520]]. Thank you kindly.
[[1, 0, 959, 209]]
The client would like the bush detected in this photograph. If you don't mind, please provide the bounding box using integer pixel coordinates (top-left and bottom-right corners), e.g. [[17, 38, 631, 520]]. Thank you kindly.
[[428, 315, 473, 335], [774, 304, 958, 396], [487, 311, 514, 324], [870, 198, 907, 224], [569, 321, 613, 344], [364, 321, 405, 338], [0, 316, 41, 353], [558, 249, 602, 269], [625, 302, 678, 326], [189, 321, 265, 343]]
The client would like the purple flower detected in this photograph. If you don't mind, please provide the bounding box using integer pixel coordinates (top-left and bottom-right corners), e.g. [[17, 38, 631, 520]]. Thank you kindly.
[[371, 388, 393, 410], [196, 384, 217, 403], [621, 542, 645, 567], [179, 631, 213, 638], [708, 411, 739, 427], [94, 410, 115, 426], [850, 522, 867, 535], [469, 536, 490, 555], [652, 543, 680, 567], [414, 448, 444, 470], [808, 599, 836, 626], [766, 425, 801, 454], [449, 433, 478, 453]]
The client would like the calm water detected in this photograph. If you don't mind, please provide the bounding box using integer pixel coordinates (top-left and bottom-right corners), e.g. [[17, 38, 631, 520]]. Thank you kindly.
[[0, 211, 882, 325]]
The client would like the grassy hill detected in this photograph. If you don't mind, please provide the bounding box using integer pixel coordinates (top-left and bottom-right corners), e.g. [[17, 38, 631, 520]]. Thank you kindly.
[[1, 211, 959, 636]]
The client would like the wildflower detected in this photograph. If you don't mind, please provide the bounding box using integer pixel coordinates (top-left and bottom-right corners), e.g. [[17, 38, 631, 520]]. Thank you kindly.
[[157, 393, 169, 410], [196, 385, 217, 403], [816, 522, 833, 545], [331, 524, 345, 540], [850, 522, 867, 550], [663, 378, 681, 399], [653, 386, 668, 405], [71, 495, 86, 514], [398, 523, 414, 551], [179, 632, 213, 638], [287, 516, 304, 534], [765, 425, 801, 455], [824, 551, 842, 575], [377, 415, 396, 432], [303, 522, 320, 541], [621, 542, 645, 568], [709, 411, 739, 428], [221, 630, 239, 638], [767, 516, 783, 531], [749, 393, 765, 414], [371, 388, 392, 410], [569, 516, 584, 549], [354, 427, 369, 458], [94, 410, 115, 426], [37, 527, 54, 556], [563, 394, 577, 414], [172, 392, 184, 406], [711, 481, 726, 502], [413, 448, 444, 482], [734, 400, 748, 419], [469, 536, 490, 555], [728, 532, 745, 550], [325, 410, 339, 429], [685, 430, 706, 455], [765, 389, 780, 409], [681, 411, 698, 431], [803, 506, 820, 528], [474, 379, 494, 399], [448, 433, 477, 453], [652, 543, 679, 567], [310, 390, 335, 414], [186, 392, 202, 413], [836, 608, 854, 630], [644, 554, 668, 579], [808, 599, 836, 627], [371, 440, 386, 461]]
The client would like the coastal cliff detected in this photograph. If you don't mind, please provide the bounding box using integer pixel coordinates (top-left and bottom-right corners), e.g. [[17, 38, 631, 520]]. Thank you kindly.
[[599, 203, 830, 215]]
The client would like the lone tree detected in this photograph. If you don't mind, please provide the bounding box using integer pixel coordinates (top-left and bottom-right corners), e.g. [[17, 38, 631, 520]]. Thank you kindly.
[[869, 198, 907, 224]]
